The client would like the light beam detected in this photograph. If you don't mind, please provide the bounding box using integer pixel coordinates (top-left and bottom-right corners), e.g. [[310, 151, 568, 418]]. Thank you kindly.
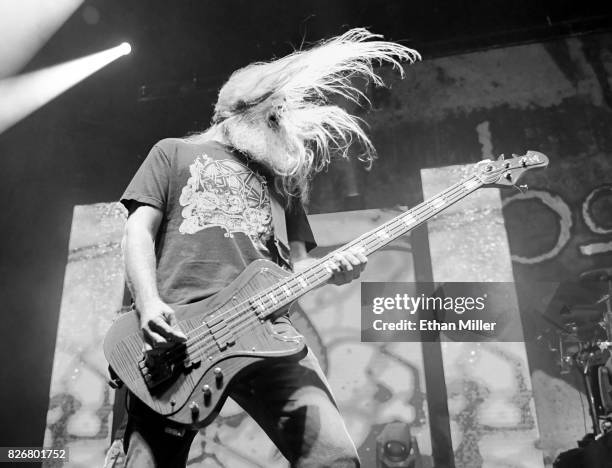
[[0, 0, 84, 79], [0, 43, 131, 135]]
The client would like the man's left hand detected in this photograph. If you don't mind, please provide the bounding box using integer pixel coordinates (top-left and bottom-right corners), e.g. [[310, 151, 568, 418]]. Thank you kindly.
[[327, 249, 368, 286]]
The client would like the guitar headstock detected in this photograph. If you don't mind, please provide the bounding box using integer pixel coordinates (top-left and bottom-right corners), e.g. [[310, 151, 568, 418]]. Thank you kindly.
[[475, 151, 549, 187]]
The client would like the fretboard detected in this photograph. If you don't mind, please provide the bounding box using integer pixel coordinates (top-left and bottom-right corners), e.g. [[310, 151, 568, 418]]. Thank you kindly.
[[247, 174, 483, 321]]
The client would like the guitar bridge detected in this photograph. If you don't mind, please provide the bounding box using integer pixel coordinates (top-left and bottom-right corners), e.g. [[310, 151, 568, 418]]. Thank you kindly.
[[139, 357, 174, 390], [138, 343, 195, 390]]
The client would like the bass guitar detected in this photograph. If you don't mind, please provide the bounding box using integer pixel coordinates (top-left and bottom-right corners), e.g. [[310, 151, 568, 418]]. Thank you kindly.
[[104, 151, 548, 427]]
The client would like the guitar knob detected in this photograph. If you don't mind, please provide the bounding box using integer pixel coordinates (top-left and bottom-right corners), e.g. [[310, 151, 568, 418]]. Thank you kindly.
[[214, 367, 223, 386], [202, 384, 212, 405], [189, 401, 199, 419]]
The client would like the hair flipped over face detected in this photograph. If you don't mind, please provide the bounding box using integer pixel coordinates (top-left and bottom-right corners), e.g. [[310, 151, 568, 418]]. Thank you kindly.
[[191, 28, 420, 203]]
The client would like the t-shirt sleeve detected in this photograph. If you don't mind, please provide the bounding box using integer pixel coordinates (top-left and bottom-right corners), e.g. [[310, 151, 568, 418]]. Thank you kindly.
[[286, 201, 317, 253], [120, 144, 170, 214]]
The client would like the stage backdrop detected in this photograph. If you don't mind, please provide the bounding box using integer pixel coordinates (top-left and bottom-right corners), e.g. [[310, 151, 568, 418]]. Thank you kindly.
[[308, 30, 612, 466], [43, 32, 612, 468], [43, 162, 546, 468]]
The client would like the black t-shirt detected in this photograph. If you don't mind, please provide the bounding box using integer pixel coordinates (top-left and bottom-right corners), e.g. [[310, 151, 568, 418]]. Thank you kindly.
[[121, 138, 316, 305]]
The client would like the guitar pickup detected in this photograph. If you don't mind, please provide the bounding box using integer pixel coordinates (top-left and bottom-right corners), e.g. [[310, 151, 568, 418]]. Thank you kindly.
[[206, 316, 236, 351], [212, 332, 236, 351]]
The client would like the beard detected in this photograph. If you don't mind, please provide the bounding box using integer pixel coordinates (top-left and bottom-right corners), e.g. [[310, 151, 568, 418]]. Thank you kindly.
[[222, 117, 302, 176]]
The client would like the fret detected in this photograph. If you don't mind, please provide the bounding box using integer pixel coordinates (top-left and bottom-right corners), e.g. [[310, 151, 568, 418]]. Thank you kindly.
[[376, 229, 390, 241], [430, 197, 445, 210], [402, 213, 416, 227], [267, 293, 278, 305], [463, 178, 479, 191], [357, 237, 377, 252], [252, 298, 265, 313]]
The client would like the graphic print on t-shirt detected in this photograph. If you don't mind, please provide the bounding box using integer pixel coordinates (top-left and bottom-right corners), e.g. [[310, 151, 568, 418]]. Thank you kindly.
[[178, 154, 273, 250]]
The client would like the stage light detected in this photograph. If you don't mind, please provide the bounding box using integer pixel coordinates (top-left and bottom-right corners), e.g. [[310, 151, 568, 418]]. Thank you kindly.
[[0, 43, 132, 135], [0, 0, 84, 79], [118, 42, 132, 56]]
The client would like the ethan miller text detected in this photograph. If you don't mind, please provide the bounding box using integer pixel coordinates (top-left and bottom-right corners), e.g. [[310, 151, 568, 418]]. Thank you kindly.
[[371, 319, 497, 331]]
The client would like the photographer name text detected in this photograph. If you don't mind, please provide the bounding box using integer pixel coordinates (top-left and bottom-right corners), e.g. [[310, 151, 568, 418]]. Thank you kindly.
[[372, 318, 496, 331], [370, 293, 496, 332]]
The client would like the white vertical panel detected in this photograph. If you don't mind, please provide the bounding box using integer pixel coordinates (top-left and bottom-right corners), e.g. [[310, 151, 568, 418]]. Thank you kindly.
[[421, 164, 544, 468]]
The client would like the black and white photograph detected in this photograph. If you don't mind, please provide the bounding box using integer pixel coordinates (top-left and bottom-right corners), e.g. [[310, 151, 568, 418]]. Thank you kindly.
[[1, 1, 611, 467]]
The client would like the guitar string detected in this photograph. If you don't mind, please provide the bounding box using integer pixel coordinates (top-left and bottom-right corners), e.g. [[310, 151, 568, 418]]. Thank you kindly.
[[147, 176, 481, 369], [180, 175, 481, 361], [149, 176, 480, 373], [185, 174, 480, 334], [147, 176, 480, 370]]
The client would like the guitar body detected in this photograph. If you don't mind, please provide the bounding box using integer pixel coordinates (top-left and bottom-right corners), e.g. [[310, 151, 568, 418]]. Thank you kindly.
[[104, 259, 306, 427]]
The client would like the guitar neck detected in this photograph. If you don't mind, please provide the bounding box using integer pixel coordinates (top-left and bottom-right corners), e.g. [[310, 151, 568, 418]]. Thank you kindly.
[[252, 174, 483, 321]]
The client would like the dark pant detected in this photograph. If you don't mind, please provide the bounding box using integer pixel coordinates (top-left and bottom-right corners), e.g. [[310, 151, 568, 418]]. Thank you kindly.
[[123, 345, 359, 468]]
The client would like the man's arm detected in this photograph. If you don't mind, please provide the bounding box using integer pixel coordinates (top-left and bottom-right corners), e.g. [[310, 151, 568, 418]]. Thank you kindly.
[[122, 204, 186, 350], [289, 240, 367, 286]]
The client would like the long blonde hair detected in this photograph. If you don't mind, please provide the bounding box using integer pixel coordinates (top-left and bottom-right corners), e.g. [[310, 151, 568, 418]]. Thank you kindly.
[[190, 28, 420, 202]]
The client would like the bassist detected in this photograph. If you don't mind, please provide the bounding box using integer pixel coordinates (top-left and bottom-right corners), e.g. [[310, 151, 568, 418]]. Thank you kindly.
[[118, 29, 418, 467]]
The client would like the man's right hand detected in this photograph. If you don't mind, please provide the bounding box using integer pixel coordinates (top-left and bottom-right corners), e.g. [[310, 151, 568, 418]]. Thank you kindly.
[[137, 298, 188, 353]]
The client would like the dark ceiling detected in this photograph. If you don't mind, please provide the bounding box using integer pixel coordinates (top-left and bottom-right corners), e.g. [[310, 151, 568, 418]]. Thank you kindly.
[[22, 0, 612, 140]]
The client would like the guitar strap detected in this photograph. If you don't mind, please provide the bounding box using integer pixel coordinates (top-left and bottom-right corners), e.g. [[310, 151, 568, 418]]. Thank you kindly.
[[268, 187, 292, 270]]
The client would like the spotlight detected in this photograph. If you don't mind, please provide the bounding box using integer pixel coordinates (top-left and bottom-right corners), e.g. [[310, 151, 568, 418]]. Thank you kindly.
[[117, 42, 132, 56]]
